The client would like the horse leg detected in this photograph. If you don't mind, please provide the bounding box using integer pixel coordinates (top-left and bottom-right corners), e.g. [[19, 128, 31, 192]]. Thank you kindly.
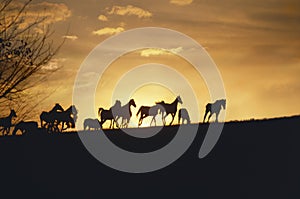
[[208, 113, 212, 123], [109, 120, 114, 129], [126, 118, 129, 128], [122, 118, 126, 128], [61, 122, 64, 132], [163, 115, 167, 126], [169, 114, 175, 126], [162, 113, 167, 126], [138, 117, 142, 127], [111, 119, 114, 129], [150, 117, 154, 126], [215, 112, 219, 123], [115, 117, 121, 128], [151, 116, 157, 126], [123, 118, 127, 128], [47, 123, 52, 133], [203, 111, 208, 123], [101, 119, 106, 129], [109, 119, 113, 129], [1, 128, 4, 136]]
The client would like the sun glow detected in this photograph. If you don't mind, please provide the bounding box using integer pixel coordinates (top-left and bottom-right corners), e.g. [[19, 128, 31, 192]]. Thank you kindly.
[[93, 50, 210, 129], [130, 84, 176, 127]]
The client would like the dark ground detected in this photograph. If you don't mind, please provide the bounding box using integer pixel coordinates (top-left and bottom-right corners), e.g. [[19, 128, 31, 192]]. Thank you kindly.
[[0, 116, 299, 198]]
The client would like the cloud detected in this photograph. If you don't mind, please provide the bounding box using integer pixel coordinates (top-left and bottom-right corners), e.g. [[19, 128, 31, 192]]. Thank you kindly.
[[62, 35, 78, 41], [98, 15, 108, 21], [3, 2, 71, 31], [140, 47, 183, 57], [119, 22, 126, 27], [107, 5, 152, 18], [42, 58, 66, 71], [92, 27, 124, 36], [27, 2, 71, 22], [170, 0, 193, 6]]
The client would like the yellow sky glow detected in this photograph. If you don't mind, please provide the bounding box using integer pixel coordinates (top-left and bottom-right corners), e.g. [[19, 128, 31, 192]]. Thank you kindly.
[[13, 0, 299, 128]]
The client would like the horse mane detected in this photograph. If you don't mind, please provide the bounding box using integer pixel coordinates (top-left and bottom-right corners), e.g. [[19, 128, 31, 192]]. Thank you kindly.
[[155, 100, 165, 104]]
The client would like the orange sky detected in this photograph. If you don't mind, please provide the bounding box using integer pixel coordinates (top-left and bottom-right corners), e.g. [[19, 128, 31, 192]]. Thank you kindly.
[[15, 0, 299, 127]]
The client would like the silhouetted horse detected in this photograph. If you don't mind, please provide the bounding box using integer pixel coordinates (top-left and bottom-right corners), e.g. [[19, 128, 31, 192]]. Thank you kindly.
[[53, 105, 78, 132], [156, 96, 183, 126], [203, 99, 226, 123], [0, 109, 17, 136], [136, 104, 161, 127], [116, 99, 136, 128], [178, 108, 191, 124], [98, 100, 121, 129], [12, 121, 38, 135], [83, 118, 101, 130], [40, 103, 64, 131]]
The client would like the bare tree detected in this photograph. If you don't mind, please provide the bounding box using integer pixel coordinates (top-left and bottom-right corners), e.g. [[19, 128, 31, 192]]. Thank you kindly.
[[0, 0, 63, 120]]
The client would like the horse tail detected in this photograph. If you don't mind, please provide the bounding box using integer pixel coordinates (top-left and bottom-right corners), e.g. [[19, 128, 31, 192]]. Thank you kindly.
[[98, 108, 104, 117], [136, 106, 142, 117]]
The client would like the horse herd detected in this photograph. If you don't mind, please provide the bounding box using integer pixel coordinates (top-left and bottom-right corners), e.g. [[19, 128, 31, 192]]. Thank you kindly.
[[85, 96, 184, 130], [0, 104, 78, 136], [0, 96, 226, 135], [84, 96, 226, 131]]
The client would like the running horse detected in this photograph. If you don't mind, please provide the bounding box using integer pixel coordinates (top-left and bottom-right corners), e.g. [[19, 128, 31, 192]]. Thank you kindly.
[[98, 100, 121, 129], [116, 99, 136, 128], [136, 104, 161, 127], [53, 105, 78, 132], [203, 99, 226, 123], [156, 96, 183, 126], [40, 103, 64, 131]]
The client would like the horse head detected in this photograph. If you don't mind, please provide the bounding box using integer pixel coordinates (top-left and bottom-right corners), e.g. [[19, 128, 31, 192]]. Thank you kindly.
[[114, 100, 121, 107], [71, 105, 78, 115], [129, 99, 136, 108], [177, 96, 183, 104], [221, 99, 226, 109], [53, 103, 64, 112]]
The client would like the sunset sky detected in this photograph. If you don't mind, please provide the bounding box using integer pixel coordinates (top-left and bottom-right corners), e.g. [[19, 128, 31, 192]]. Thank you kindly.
[[15, 0, 299, 128]]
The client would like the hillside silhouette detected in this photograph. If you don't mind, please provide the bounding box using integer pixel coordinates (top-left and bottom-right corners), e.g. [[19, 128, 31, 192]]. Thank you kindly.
[[0, 115, 299, 198]]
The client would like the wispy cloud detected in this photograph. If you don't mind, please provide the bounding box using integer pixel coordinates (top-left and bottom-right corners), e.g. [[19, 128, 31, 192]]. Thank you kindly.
[[4, 2, 71, 32], [62, 35, 78, 41], [98, 14, 108, 21], [107, 5, 152, 18], [140, 47, 183, 57], [24, 2, 71, 27], [42, 58, 66, 71], [170, 0, 193, 6], [92, 27, 124, 36]]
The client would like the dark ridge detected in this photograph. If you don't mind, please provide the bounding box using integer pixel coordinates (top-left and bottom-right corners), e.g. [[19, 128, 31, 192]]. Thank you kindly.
[[0, 115, 299, 198]]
